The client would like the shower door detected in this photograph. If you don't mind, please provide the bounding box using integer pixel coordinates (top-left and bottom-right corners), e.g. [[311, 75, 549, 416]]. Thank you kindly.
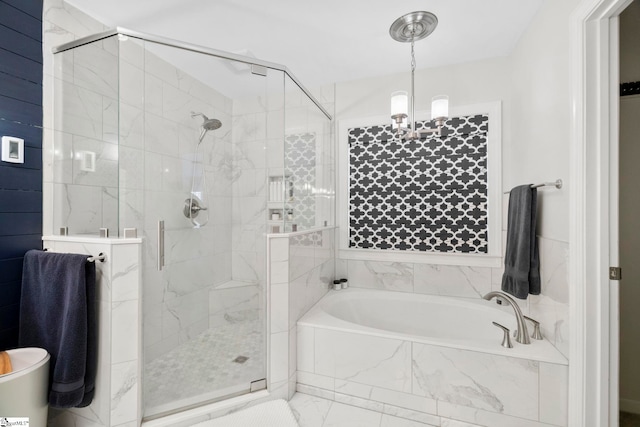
[[116, 37, 283, 418]]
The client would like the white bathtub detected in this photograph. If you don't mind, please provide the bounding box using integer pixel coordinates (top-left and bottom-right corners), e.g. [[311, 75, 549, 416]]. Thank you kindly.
[[298, 287, 567, 365], [296, 288, 569, 425]]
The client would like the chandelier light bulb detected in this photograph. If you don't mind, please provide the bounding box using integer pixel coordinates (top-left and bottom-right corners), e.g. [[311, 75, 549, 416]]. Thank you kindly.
[[390, 91, 409, 117], [431, 95, 449, 120]]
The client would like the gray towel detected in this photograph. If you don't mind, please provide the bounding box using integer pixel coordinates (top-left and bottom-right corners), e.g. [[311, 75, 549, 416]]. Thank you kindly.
[[19, 249, 97, 408], [501, 185, 541, 299]]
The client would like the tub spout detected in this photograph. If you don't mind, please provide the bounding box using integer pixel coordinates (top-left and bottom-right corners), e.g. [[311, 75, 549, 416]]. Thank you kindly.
[[482, 291, 531, 345]]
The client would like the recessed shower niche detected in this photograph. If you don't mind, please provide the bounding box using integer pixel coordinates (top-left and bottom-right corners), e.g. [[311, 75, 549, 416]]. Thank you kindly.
[[50, 29, 333, 419]]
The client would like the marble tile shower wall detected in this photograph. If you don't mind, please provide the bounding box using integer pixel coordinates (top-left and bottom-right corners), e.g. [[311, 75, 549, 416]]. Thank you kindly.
[[336, 232, 570, 359], [43, 0, 112, 236], [43, 0, 240, 363], [230, 85, 279, 287], [284, 83, 336, 230], [128, 47, 236, 363]]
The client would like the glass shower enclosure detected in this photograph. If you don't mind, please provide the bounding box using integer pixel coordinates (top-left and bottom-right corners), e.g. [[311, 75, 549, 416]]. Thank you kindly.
[[51, 29, 333, 419]]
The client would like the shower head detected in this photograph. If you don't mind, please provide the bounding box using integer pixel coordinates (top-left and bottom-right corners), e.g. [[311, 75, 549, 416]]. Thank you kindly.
[[202, 118, 222, 131], [191, 111, 222, 142]]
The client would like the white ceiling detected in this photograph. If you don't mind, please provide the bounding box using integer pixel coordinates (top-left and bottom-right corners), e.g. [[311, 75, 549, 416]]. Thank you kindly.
[[65, 0, 543, 90]]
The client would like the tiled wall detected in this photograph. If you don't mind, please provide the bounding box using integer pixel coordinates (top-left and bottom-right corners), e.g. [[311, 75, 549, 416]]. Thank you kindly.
[[43, 236, 142, 427], [129, 42, 237, 364], [280, 77, 335, 232], [268, 228, 335, 400], [51, 31, 237, 362], [44, 0, 279, 365]]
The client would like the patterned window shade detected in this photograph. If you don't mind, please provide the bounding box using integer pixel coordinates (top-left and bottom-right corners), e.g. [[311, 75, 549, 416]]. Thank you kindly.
[[348, 114, 489, 253]]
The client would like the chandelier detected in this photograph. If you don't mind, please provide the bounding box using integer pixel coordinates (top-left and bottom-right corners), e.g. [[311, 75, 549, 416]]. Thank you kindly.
[[389, 11, 449, 140]]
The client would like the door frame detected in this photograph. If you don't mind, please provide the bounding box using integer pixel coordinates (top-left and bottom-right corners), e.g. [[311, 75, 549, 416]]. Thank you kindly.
[[569, 0, 631, 425]]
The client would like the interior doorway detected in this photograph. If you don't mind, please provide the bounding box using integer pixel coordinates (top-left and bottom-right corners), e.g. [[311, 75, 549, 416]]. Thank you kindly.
[[618, 3, 640, 424]]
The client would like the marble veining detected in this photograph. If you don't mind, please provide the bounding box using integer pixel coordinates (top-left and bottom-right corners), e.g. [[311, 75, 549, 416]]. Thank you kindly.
[[314, 329, 412, 393], [414, 265, 491, 298], [111, 363, 137, 408], [347, 261, 414, 292], [298, 287, 568, 425], [411, 345, 538, 420]]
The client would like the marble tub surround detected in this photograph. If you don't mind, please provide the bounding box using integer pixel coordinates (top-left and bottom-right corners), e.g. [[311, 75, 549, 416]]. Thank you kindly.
[[297, 289, 568, 426], [42, 236, 142, 427], [297, 342, 568, 427], [337, 233, 570, 359]]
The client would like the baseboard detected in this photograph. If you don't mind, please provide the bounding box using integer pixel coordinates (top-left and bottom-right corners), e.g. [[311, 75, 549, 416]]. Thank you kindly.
[[620, 398, 640, 414]]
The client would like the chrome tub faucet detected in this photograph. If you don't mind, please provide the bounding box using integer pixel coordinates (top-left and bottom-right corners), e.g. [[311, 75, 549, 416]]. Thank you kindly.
[[483, 291, 531, 345]]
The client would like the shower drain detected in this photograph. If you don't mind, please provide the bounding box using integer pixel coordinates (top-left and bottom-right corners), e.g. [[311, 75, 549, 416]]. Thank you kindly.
[[233, 355, 249, 364]]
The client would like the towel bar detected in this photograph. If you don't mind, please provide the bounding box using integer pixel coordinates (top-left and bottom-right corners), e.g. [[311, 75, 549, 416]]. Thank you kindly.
[[503, 179, 562, 194], [42, 248, 106, 263]]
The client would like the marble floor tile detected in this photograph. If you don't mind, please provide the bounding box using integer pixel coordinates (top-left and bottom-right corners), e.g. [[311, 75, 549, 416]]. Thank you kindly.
[[380, 413, 437, 427], [289, 392, 438, 427], [322, 401, 382, 427], [289, 392, 333, 427]]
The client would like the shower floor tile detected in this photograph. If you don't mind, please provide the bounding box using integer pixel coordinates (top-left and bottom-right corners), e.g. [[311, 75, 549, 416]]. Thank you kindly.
[[144, 319, 265, 415]]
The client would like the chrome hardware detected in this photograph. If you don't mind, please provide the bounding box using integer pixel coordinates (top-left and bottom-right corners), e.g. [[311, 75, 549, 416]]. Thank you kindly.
[[483, 291, 531, 345], [99, 227, 109, 238], [157, 220, 165, 271], [87, 253, 106, 263], [123, 227, 138, 238], [503, 179, 563, 194], [513, 316, 544, 340], [492, 321, 513, 348], [524, 316, 543, 340], [250, 378, 267, 392], [251, 64, 268, 76], [183, 197, 208, 219]]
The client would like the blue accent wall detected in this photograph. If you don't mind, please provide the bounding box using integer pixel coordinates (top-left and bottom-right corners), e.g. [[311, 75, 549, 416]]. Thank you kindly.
[[0, 0, 43, 350]]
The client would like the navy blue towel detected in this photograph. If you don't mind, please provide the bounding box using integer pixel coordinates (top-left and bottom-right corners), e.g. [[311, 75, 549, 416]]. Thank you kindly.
[[19, 249, 97, 408], [501, 185, 541, 299]]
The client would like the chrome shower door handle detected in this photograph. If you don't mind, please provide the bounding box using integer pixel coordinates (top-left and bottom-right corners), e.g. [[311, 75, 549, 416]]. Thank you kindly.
[[157, 220, 165, 271]]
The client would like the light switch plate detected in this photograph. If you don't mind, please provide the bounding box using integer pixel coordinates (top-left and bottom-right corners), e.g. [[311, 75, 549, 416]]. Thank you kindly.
[[1, 136, 25, 164]]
